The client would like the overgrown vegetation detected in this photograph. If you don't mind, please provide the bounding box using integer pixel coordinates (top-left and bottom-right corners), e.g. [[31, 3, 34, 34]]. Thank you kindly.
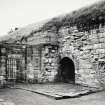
[[42, 0, 105, 32]]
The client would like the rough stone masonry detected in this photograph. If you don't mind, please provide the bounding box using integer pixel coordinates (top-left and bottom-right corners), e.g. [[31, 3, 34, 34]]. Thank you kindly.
[[0, 0, 105, 89]]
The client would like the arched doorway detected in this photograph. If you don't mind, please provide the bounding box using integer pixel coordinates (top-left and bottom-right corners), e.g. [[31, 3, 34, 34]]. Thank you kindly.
[[58, 57, 75, 83]]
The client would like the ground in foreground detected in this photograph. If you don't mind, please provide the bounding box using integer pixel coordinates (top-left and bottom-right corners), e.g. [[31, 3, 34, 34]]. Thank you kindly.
[[0, 88, 105, 105]]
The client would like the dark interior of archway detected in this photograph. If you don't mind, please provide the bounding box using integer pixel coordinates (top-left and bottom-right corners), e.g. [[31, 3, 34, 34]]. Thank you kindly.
[[58, 57, 75, 83]]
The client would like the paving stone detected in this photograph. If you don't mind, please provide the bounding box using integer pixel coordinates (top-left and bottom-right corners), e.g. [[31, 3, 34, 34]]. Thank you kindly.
[[14, 83, 101, 100], [0, 99, 4, 102], [2, 102, 14, 105]]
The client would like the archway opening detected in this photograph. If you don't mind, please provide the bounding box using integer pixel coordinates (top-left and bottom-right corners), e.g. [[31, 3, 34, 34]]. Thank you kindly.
[[58, 57, 75, 83]]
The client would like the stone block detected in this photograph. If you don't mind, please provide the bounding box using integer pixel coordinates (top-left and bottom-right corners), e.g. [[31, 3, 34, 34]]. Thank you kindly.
[[98, 53, 105, 58], [99, 38, 105, 43], [98, 32, 105, 38], [82, 41, 89, 45], [96, 49, 105, 54], [94, 43, 102, 49], [80, 53, 91, 60], [79, 63, 92, 69], [101, 43, 105, 49], [90, 70, 97, 74], [91, 38, 99, 44], [82, 45, 93, 50], [89, 34, 97, 39], [51, 63, 55, 66], [86, 79, 99, 87], [48, 76, 54, 82], [2, 102, 15, 105]]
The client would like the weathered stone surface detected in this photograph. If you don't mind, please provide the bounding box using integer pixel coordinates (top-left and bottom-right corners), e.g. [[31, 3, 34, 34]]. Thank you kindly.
[[57, 26, 105, 88], [1, 9, 105, 90], [2, 102, 15, 105]]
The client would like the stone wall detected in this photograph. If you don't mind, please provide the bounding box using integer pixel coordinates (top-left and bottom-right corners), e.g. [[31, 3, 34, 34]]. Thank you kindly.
[[58, 25, 105, 88], [19, 19, 105, 88], [39, 45, 58, 83], [0, 47, 6, 87], [26, 24, 105, 88], [26, 44, 58, 83]]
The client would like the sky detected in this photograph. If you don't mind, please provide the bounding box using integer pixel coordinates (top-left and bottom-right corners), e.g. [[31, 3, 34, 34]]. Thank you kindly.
[[0, 0, 100, 36]]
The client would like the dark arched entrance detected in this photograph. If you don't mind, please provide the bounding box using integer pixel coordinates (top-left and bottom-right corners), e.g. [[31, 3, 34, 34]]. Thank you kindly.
[[58, 57, 75, 83]]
